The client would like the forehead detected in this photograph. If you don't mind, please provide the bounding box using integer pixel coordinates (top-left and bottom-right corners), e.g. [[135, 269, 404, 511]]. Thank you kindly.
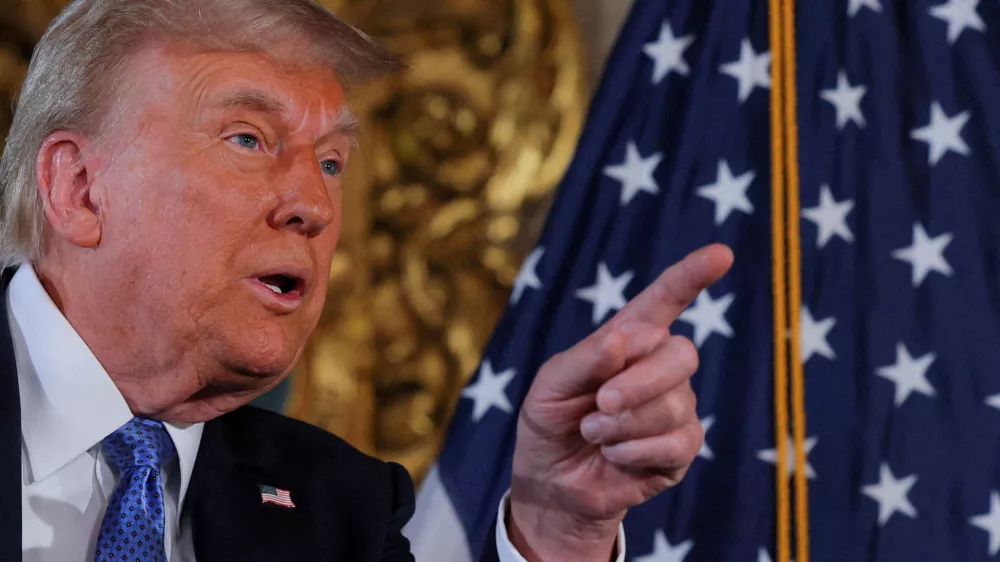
[[126, 43, 349, 127]]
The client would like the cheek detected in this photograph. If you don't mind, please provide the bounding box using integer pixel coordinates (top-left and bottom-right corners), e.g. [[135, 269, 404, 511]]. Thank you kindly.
[[98, 167, 186, 278]]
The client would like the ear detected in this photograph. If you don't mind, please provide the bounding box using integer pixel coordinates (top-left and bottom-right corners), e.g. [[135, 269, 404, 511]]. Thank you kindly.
[[35, 131, 103, 249]]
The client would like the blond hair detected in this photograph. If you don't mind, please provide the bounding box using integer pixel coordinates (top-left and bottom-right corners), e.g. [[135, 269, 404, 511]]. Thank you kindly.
[[0, 0, 402, 268]]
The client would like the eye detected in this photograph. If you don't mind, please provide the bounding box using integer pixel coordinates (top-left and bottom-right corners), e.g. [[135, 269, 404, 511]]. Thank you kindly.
[[321, 160, 342, 177], [228, 133, 261, 150]]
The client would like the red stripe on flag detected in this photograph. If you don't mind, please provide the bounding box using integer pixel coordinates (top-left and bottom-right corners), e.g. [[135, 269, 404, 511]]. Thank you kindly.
[[261, 489, 295, 508]]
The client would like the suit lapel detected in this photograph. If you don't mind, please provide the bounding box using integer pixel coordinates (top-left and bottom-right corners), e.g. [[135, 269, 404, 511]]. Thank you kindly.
[[186, 414, 313, 560], [0, 268, 21, 560]]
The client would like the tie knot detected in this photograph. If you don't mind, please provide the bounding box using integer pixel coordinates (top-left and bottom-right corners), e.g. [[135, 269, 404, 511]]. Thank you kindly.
[[101, 417, 175, 471]]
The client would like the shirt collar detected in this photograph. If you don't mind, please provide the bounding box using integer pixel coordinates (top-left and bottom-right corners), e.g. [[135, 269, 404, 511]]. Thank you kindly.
[[9, 265, 203, 498], [164, 422, 203, 515]]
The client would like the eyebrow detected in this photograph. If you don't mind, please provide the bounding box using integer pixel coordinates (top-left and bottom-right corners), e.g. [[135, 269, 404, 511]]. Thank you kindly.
[[210, 90, 287, 116], [330, 105, 361, 146], [208, 89, 361, 144]]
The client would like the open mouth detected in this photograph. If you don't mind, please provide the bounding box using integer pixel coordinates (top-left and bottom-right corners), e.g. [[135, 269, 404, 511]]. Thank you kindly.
[[255, 274, 303, 297], [246, 266, 311, 312]]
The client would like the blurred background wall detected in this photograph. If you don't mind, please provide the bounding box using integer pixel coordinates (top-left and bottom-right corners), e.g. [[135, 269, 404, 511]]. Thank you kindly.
[[0, 0, 632, 483], [572, 0, 634, 89]]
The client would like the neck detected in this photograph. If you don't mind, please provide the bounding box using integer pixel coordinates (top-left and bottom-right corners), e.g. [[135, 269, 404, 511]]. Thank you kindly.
[[33, 257, 214, 421]]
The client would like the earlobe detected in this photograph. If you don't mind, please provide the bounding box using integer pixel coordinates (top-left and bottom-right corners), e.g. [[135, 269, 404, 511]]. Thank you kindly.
[[35, 132, 102, 249]]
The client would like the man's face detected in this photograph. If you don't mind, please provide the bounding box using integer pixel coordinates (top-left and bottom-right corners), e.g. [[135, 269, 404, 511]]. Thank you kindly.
[[83, 45, 351, 421]]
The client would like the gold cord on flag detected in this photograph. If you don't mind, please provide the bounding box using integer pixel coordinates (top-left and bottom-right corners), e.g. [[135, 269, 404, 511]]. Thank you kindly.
[[767, 0, 792, 559], [781, 0, 810, 559], [769, 0, 809, 561]]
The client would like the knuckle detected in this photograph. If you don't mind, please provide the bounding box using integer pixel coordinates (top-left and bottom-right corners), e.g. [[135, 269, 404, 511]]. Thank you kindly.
[[680, 423, 705, 463], [655, 436, 685, 467], [664, 390, 696, 426], [661, 426, 701, 468], [689, 421, 705, 451], [670, 336, 700, 374], [597, 329, 626, 370]]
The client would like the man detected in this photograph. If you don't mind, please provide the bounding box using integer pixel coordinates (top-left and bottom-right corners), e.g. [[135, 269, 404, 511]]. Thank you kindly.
[[0, 0, 734, 560]]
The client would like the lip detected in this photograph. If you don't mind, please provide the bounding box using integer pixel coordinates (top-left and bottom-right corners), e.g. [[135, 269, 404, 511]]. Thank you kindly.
[[246, 265, 312, 314]]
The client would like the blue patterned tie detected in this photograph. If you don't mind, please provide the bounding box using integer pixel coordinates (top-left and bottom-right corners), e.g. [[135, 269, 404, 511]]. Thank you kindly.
[[94, 417, 176, 562]]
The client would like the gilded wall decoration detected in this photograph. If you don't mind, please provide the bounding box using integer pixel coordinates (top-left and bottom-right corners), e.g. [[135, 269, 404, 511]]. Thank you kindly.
[[0, 0, 587, 483]]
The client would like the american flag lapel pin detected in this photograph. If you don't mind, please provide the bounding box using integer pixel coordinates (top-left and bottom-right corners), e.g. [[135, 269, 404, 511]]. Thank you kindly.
[[259, 484, 296, 508]]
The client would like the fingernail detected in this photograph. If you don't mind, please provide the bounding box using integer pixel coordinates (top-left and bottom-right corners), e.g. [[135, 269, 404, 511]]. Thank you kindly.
[[601, 443, 624, 463], [581, 417, 603, 443], [599, 389, 624, 413]]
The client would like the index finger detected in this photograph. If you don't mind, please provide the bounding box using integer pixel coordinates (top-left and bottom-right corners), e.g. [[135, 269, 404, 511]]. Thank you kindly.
[[608, 244, 734, 330]]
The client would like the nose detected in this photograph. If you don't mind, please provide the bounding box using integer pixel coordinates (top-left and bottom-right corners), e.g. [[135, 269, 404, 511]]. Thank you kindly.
[[267, 161, 337, 238]]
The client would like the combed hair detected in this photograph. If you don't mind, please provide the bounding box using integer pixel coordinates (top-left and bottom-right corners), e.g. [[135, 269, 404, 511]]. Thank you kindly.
[[0, 0, 403, 268]]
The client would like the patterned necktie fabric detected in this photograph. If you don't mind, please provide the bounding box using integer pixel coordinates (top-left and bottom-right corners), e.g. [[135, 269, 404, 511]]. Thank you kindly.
[[94, 417, 176, 562]]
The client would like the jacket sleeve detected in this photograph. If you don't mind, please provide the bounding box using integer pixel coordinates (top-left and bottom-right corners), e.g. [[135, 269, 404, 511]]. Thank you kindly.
[[381, 462, 417, 562]]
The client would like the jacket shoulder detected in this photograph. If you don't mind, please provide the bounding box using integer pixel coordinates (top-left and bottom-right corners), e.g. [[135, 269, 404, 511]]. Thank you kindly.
[[189, 408, 416, 560], [213, 405, 390, 476]]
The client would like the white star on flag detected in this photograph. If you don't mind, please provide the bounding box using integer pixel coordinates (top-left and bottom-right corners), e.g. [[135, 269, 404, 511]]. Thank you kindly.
[[677, 290, 735, 347], [698, 416, 715, 460], [757, 435, 818, 479], [720, 38, 771, 103], [575, 262, 634, 325], [801, 307, 837, 364], [987, 394, 1000, 411], [862, 463, 918, 526], [891, 223, 954, 287], [801, 185, 854, 248], [848, 0, 882, 17], [910, 102, 970, 166], [603, 140, 663, 206], [820, 71, 867, 130], [929, 0, 985, 44], [461, 360, 516, 422], [643, 21, 695, 85], [635, 530, 693, 562], [757, 549, 795, 562], [510, 247, 544, 305], [696, 160, 755, 225], [970, 491, 1000, 556], [876, 343, 937, 407]]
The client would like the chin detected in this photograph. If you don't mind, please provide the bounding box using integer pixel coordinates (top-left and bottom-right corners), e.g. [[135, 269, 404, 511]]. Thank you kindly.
[[208, 318, 307, 379], [160, 363, 294, 424], [160, 388, 275, 424]]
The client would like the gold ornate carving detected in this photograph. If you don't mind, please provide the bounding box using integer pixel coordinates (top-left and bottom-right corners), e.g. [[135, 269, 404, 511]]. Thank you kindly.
[[291, 0, 586, 482], [0, 0, 587, 483]]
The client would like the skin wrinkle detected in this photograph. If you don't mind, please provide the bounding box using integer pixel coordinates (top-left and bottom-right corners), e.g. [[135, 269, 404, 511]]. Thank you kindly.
[[35, 42, 350, 423]]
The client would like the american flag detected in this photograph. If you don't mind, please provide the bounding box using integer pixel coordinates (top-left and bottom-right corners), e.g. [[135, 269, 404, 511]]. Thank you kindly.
[[259, 485, 295, 508], [405, 0, 1000, 560]]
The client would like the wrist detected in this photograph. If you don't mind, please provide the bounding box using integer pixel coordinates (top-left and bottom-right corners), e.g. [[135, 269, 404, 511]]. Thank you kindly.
[[507, 496, 620, 562]]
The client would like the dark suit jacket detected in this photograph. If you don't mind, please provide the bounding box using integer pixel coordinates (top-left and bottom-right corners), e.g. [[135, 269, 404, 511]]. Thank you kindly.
[[0, 268, 501, 561]]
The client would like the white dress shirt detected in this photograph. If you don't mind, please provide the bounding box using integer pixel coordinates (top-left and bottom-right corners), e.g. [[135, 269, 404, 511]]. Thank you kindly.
[[10, 263, 623, 562], [12, 265, 202, 562]]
